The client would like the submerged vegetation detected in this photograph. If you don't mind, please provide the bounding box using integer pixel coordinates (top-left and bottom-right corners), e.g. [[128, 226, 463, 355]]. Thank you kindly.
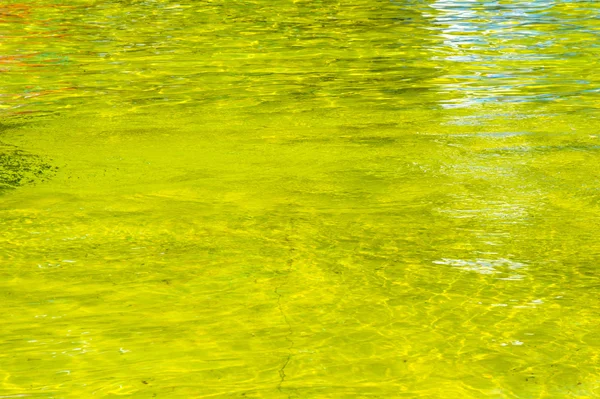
[[0, 123, 56, 193]]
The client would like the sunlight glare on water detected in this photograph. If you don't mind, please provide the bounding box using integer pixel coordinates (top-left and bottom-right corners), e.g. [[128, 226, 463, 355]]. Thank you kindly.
[[1, 0, 599, 398]]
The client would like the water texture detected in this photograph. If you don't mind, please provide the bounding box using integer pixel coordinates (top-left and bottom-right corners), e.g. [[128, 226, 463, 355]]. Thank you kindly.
[[1, 0, 599, 398]]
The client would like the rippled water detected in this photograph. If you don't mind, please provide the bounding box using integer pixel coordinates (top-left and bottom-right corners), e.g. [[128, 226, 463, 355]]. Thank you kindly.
[[1, 0, 599, 398]]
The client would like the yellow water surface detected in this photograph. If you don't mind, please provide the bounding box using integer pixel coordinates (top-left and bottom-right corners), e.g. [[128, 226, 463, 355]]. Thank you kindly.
[[1, 0, 599, 398]]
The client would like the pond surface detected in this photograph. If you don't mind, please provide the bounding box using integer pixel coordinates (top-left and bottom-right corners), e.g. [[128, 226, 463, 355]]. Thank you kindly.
[[1, 0, 599, 398]]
